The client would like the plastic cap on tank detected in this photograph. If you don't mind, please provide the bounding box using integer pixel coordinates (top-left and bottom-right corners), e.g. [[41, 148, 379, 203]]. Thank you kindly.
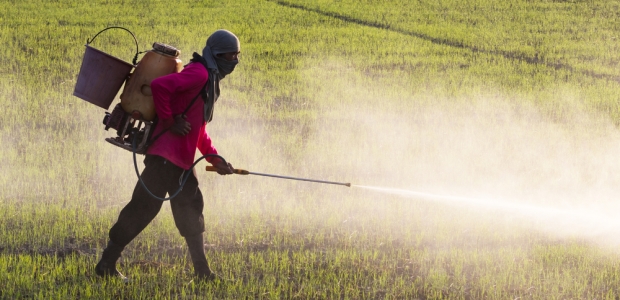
[[152, 42, 180, 57]]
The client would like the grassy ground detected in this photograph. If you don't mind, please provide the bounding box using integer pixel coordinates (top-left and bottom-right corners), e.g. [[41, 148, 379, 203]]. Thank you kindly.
[[2, 0, 620, 298]]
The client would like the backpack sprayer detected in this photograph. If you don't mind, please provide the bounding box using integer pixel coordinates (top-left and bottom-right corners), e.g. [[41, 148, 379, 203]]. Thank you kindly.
[[73, 27, 350, 200], [73, 26, 184, 154]]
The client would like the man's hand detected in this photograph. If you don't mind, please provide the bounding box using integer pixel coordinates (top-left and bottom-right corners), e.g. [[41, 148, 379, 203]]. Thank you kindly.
[[170, 115, 191, 136], [213, 160, 234, 175]]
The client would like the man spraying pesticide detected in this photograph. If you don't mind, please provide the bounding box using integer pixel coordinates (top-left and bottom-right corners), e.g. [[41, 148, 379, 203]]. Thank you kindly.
[[93, 29, 239, 282], [75, 27, 350, 283]]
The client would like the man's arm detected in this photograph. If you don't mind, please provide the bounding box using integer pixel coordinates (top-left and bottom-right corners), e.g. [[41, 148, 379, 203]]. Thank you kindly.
[[151, 72, 196, 136]]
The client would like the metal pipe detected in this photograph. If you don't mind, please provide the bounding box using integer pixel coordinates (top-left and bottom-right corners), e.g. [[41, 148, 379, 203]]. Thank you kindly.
[[205, 166, 351, 187]]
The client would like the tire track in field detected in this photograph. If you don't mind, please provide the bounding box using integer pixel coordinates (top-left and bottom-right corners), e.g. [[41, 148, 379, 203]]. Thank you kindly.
[[273, 0, 620, 83]]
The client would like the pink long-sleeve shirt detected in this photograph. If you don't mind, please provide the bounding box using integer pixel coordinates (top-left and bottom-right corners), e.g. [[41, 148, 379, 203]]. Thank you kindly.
[[148, 62, 218, 170]]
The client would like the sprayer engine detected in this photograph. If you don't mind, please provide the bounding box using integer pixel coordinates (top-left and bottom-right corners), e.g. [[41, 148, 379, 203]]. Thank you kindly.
[[103, 104, 153, 154]]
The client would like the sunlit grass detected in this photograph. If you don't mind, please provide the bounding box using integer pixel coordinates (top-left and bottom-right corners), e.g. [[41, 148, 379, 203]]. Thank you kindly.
[[2, 0, 620, 298]]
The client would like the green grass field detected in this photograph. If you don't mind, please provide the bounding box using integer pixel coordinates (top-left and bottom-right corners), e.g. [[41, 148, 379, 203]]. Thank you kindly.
[[3, 0, 620, 298]]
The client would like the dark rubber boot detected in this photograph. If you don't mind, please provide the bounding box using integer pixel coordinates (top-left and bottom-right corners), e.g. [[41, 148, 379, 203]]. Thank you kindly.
[[185, 233, 217, 281], [95, 240, 127, 281]]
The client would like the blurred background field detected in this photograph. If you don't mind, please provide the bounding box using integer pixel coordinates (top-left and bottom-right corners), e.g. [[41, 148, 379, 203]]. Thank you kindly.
[[2, 0, 620, 298]]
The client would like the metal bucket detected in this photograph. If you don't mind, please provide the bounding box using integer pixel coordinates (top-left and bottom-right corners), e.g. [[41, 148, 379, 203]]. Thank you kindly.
[[73, 45, 133, 109], [73, 27, 140, 110]]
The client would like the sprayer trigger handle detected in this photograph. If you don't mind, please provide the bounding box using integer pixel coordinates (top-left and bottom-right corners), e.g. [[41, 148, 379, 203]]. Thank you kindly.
[[205, 166, 249, 175]]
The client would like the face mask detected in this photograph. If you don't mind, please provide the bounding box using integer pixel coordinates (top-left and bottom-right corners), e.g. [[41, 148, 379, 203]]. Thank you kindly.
[[215, 56, 238, 78]]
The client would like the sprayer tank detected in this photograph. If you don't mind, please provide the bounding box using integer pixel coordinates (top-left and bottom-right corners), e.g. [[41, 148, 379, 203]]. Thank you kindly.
[[120, 43, 183, 121]]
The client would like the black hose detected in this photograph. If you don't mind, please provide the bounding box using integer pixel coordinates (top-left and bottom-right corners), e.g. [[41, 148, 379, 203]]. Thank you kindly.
[[131, 133, 227, 201]]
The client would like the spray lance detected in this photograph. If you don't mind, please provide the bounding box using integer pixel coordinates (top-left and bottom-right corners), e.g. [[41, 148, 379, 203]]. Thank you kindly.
[[205, 166, 351, 187]]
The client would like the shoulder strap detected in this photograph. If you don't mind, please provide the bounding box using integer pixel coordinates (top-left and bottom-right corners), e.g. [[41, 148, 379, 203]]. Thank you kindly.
[[183, 80, 209, 116]]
